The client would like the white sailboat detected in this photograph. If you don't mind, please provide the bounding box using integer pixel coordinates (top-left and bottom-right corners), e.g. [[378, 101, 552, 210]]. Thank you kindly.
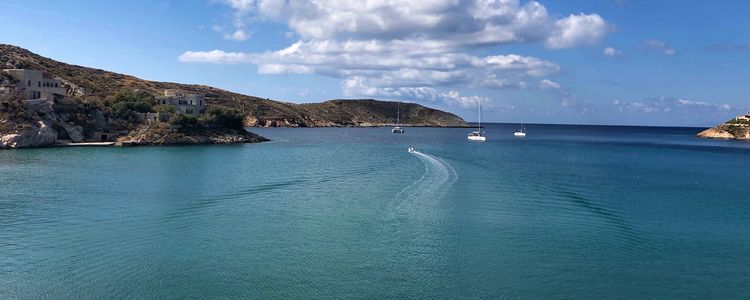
[[468, 99, 486, 141], [514, 112, 526, 138], [392, 103, 404, 133]]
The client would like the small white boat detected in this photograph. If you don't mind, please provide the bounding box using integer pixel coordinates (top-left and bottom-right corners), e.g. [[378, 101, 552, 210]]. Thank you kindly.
[[468, 99, 486, 141], [514, 112, 526, 138], [408, 147, 416, 153], [468, 131, 486, 141], [392, 103, 405, 133]]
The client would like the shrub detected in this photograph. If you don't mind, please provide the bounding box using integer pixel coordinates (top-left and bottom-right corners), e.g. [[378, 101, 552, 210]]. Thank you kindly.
[[153, 104, 176, 113], [111, 90, 154, 114], [169, 113, 198, 128], [203, 105, 245, 129]]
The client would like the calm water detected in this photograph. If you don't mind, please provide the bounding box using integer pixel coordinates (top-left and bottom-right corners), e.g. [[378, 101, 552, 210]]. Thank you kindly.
[[1, 124, 749, 299]]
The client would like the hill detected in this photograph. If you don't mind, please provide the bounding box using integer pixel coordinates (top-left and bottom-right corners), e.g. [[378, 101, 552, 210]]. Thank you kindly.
[[697, 113, 750, 140], [0, 44, 466, 128]]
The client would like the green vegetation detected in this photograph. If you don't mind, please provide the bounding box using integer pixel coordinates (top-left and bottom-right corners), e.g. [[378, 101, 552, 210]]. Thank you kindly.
[[153, 104, 176, 113], [200, 105, 245, 129], [108, 90, 154, 121], [169, 113, 198, 128], [725, 118, 750, 125]]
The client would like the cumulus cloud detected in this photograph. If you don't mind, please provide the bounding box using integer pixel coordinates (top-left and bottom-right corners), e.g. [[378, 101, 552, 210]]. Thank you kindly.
[[190, 0, 612, 105], [639, 40, 677, 55], [603, 46, 622, 58], [546, 13, 613, 49], [341, 79, 491, 109]]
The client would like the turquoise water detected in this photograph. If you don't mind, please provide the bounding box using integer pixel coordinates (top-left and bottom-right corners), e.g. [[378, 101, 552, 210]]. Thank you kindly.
[[1, 124, 749, 299]]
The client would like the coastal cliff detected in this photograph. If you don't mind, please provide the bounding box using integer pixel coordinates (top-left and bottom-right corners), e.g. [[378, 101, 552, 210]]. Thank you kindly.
[[697, 113, 750, 140]]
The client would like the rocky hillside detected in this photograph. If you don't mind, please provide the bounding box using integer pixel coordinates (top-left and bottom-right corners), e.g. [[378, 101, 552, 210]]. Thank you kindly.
[[0, 44, 466, 127], [697, 113, 750, 140]]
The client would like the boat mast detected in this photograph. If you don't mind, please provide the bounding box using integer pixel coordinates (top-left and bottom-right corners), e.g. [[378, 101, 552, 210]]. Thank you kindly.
[[397, 103, 400, 126], [478, 99, 482, 132]]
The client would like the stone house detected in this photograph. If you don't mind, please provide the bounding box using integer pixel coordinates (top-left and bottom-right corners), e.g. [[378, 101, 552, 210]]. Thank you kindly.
[[155, 89, 206, 116], [2, 69, 66, 101]]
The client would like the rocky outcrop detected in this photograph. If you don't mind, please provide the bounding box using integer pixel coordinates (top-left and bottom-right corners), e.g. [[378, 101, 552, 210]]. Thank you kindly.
[[698, 114, 750, 141], [118, 123, 268, 146], [697, 127, 737, 139], [0, 121, 57, 149]]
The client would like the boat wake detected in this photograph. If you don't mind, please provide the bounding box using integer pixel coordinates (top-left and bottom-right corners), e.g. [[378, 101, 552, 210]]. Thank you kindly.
[[388, 150, 457, 219]]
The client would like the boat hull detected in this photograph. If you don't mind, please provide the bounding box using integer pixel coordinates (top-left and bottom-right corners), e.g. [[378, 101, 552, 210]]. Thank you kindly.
[[468, 135, 486, 142]]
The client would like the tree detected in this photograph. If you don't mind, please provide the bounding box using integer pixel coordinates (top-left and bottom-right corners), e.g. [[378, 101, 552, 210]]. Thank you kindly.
[[168, 113, 198, 128], [203, 105, 245, 129]]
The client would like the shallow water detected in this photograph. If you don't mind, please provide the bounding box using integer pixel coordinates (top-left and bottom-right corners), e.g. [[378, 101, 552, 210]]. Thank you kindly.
[[1, 124, 749, 299]]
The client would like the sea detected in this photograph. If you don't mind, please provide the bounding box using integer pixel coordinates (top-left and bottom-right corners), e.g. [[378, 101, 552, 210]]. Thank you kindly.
[[1, 123, 749, 299]]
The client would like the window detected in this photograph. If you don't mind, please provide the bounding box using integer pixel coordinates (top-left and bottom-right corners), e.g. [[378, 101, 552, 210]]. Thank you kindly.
[[28, 80, 31, 86], [55, 83, 58, 87], [38, 81, 41, 88]]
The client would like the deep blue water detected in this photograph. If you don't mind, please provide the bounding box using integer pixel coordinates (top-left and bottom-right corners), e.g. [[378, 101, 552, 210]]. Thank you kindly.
[[1, 123, 749, 299]]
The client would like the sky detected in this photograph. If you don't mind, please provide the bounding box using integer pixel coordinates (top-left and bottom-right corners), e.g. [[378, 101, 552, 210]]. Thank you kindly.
[[2, 0, 749, 126]]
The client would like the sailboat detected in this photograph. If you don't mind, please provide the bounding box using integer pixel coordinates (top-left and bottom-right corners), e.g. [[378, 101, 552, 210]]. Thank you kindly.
[[467, 99, 486, 141], [514, 112, 526, 138], [392, 103, 404, 133]]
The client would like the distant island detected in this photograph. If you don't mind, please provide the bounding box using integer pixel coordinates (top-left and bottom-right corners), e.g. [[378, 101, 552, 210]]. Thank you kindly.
[[697, 113, 750, 140], [0, 45, 466, 149]]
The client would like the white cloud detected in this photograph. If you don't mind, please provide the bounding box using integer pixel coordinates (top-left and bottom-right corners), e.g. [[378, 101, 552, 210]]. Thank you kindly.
[[341, 78, 500, 109], [221, 0, 254, 12], [539, 79, 561, 90], [639, 40, 677, 55], [181, 41, 559, 92], [178, 50, 250, 64], [224, 29, 250, 41], [546, 13, 612, 49], [615, 97, 732, 114], [603, 46, 622, 58], [215, 0, 611, 48], [190, 0, 612, 106]]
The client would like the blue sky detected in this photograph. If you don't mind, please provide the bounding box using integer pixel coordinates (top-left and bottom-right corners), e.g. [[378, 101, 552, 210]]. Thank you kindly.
[[2, 0, 749, 126]]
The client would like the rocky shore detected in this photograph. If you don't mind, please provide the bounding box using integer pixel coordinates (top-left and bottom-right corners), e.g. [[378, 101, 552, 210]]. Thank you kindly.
[[697, 126, 750, 140], [697, 113, 750, 141], [117, 123, 268, 146]]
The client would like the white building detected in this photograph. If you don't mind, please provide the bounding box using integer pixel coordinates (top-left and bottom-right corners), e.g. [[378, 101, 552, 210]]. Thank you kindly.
[[155, 89, 206, 116], [2, 69, 66, 100]]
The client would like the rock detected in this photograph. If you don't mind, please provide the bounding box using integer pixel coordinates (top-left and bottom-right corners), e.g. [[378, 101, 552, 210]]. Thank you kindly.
[[0, 121, 57, 149], [118, 123, 269, 146], [244, 116, 259, 127], [0, 134, 20, 148], [61, 123, 84, 142], [697, 127, 735, 139]]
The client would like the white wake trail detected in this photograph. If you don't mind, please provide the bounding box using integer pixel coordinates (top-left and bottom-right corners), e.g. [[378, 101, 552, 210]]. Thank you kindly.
[[389, 150, 457, 218]]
